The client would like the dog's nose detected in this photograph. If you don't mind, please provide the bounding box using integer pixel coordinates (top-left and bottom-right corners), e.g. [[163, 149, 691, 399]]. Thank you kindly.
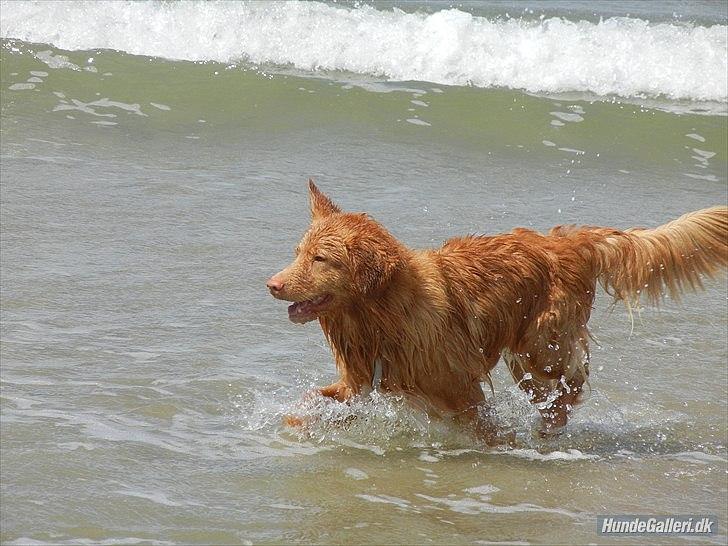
[[266, 277, 285, 293]]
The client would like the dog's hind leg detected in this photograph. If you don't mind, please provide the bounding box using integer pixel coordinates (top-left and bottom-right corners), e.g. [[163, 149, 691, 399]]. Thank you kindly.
[[535, 373, 587, 437], [504, 336, 590, 436], [503, 348, 556, 416]]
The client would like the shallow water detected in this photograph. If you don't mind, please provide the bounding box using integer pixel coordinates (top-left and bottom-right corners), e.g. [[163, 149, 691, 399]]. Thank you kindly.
[[1, 1, 727, 544]]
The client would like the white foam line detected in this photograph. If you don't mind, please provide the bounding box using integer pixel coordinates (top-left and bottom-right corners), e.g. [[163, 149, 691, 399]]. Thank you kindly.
[[2, 1, 726, 101]]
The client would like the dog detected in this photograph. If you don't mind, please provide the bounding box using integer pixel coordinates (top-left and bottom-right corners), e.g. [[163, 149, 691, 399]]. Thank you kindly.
[[267, 180, 727, 440]]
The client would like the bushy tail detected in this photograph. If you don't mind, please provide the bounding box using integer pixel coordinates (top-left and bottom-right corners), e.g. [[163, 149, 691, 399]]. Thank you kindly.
[[591, 207, 728, 307]]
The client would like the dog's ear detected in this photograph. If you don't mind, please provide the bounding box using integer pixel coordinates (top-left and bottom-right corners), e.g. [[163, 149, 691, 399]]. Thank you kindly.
[[309, 179, 341, 221], [348, 234, 402, 295]]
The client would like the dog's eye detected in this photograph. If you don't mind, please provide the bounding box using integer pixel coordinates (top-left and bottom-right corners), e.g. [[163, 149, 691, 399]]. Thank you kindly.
[[313, 255, 326, 262]]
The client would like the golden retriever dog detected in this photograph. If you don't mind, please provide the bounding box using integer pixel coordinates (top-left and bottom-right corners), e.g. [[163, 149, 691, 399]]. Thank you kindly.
[[267, 181, 727, 440]]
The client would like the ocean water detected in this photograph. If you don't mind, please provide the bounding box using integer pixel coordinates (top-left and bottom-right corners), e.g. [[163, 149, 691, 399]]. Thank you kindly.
[[1, 1, 726, 544]]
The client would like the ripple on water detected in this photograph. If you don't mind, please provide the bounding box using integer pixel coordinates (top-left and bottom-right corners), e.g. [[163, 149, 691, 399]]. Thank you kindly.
[[406, 118, 431, 126]]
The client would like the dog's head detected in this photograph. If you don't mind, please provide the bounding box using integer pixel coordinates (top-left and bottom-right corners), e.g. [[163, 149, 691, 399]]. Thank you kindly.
[[267, 180, 404, 324]]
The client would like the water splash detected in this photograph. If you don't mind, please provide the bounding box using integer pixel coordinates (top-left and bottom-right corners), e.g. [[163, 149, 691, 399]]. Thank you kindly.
[[232, 377, 719, 461]]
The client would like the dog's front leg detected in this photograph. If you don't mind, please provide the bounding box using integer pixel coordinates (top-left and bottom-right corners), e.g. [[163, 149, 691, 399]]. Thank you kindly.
[[283, 381, 354, 428], [319, 380, 355, 402], [283, 381, 356, 429]]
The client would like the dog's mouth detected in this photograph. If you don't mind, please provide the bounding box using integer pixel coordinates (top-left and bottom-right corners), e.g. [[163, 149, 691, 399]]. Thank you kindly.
[[287, 294, 333, 324]]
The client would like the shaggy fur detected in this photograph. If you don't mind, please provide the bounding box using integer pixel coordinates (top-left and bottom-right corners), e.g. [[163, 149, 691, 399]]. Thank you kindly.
[[267, 181, 727, 438]]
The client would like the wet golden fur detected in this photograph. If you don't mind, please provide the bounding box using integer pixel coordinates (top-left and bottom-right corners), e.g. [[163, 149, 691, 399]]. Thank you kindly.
[[268, 181, 727, 437]]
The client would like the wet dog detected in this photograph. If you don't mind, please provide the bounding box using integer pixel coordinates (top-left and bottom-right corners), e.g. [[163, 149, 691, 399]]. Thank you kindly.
[[267, 180, 727, 440]]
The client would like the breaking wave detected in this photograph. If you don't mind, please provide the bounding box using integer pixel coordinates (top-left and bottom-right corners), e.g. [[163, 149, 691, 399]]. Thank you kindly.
[[2, 0, 726, 101]]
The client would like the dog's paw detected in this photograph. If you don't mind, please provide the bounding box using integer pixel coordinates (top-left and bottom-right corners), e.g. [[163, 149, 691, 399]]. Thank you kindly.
[[478, 427, 517, 448], [319, 381, 354, 402], [301, 388, 324, 402], [537, 421, 566, 439], [497, 429, 518, 447], [283, 414, 306, 428]]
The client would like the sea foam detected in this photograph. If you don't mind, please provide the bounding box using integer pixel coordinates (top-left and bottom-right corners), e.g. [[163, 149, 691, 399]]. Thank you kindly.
[[2, 1, 726, 101]]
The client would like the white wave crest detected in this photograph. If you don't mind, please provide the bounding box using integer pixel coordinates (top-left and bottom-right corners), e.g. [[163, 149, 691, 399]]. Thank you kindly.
[[4, 1, 723, 100]]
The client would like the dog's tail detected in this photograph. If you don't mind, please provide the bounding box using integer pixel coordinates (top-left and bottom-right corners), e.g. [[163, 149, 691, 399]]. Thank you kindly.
[[585, 207, 728, 308]]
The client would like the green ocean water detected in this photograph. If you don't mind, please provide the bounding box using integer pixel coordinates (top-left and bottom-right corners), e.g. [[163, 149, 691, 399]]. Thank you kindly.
[[3, 41, 727, 169], [1, 2, 727, 544]]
